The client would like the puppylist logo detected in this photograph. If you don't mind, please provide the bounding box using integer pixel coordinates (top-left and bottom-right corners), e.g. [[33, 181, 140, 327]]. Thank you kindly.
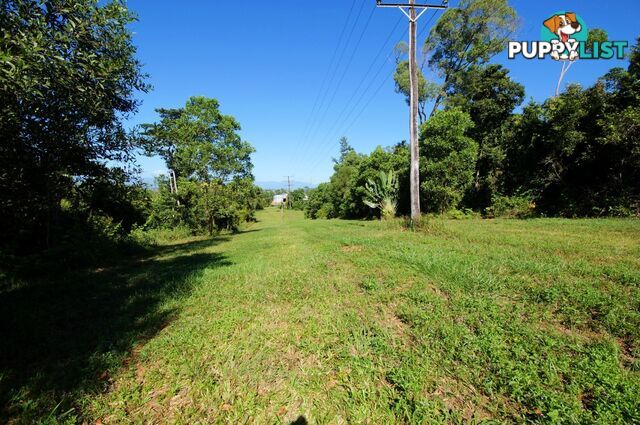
[[508, 11, 628, 61]]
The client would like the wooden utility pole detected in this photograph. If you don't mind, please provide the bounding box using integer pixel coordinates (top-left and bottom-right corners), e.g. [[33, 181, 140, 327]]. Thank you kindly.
[[375, 0, 448, 221], [284, 175, 293, 210], [408, 0, 420, 220]]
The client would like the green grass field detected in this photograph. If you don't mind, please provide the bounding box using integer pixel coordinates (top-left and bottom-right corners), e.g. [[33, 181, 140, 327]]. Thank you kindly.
[[2, 209, 640, 423]]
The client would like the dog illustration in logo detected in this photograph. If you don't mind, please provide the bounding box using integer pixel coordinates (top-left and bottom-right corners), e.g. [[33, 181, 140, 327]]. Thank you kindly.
[[544, 12, 582, 60]]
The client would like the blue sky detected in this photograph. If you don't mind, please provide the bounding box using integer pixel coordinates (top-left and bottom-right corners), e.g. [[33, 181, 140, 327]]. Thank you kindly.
[[125, 0, 639, 186]]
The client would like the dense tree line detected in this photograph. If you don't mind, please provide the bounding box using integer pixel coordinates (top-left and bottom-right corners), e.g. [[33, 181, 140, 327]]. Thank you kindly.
[[307, 0, 639, 219], [1, 0, 149, 254], [0, 1, 260, 261]]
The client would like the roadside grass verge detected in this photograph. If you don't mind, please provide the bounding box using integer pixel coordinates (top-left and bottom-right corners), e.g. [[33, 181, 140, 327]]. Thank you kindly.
[[2, 209, 639, 423]]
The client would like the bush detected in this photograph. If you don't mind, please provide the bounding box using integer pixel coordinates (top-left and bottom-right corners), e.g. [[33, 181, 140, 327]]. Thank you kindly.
[[305, 183, 334, 219], [602, 203, 640, 218], [316, 203, 334, 219], [444, 208, 481, 220], [131, 226, 194, 245], [419, 108, 478, 213], [487, 195, 536, 218]]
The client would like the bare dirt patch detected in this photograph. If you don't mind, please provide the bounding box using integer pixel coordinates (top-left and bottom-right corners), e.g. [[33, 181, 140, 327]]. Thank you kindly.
[[341, 245, 364, 253], [430, 376, 494, 421]]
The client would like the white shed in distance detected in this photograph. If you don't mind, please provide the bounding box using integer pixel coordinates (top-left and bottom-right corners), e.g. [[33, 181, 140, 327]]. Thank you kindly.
[[271, 194, 288, 206]]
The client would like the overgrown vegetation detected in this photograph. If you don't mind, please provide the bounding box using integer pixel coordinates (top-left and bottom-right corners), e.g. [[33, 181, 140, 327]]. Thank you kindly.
[[0, 1, 261, 264], [306, 0, 639, 220], [0, 0, 149, 255]]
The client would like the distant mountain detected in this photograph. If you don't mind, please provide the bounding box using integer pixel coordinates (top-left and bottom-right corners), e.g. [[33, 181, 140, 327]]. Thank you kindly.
[[256, 181, 316, 191]]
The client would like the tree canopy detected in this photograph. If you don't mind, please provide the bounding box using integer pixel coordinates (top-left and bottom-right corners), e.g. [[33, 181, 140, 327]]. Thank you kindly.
[[141, 96, 257, 234], [0, 0, 148, 250], [424, 0, 518, 115]]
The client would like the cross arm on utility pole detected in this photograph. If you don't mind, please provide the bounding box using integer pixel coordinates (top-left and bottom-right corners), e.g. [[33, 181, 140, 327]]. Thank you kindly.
[[376, 1, 448, 22], [375, 1, 449, 9]]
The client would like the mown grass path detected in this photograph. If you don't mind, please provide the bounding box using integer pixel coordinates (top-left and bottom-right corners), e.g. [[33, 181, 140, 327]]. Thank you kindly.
[[3, 210, 640, 423]]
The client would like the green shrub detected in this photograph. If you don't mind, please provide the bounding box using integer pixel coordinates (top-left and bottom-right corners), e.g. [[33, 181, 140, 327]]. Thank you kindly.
[[487, 195, 536, 218], [606, 204, 640, 218], [87, 214, 126, 243], [132, 226, 194, 245], [316, 203, 334, 219], [443, 208, 481, 220], [420, 108, 478, 214], [305, 183, 334, 219]]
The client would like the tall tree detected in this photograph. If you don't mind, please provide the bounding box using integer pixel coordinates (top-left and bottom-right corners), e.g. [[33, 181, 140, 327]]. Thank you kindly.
[[0, 0, 149, 249], [420, 108, 477, 213], [393, 61, 440, 125], [423, 0, 518, 117], [447, 64, 525, 209], [503, 63, 640, 217], [328, 143, 363, 219], [333, 136, 355, 163], [393, 42, 439, 125], [141, 97, 255, 234]]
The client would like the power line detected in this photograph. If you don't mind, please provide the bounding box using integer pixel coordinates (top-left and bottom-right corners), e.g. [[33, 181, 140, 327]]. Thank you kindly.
[[418, 9, 438, 37], [317, 37, 405, 152], [328, 10, 438, 143], [309, 14, 405, 157], [305, 27, 412, 171], [298, 14, 406, 168], [303, 5, 377, 150], [307, 7, 444, 183], [295, 0, 368, 156], [295, 1, 358, 154], [307, 63, 396, 176]]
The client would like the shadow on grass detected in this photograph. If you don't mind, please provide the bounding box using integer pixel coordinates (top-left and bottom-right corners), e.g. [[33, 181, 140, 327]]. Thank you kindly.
[[152, 237, 230, 257], [236, 228, 262, 235], [0, 237, 231, 422]]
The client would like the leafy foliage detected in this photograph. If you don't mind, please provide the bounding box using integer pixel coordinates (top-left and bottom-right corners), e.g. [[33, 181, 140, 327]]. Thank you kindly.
[[447, 64, 525, 209], [141, 97, 258, 234], [305, 140, 409, 220], [424, 0, 518, 115], [393, 60, 439, 124], [363, 170, 399, 219], [0, 0, 149, 252], [503, 51, 640, 217], [420, 109, 477, 214], [305, 182, 334, 219], [313, 36, 639, 219], [486, 194, 536, 219]]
